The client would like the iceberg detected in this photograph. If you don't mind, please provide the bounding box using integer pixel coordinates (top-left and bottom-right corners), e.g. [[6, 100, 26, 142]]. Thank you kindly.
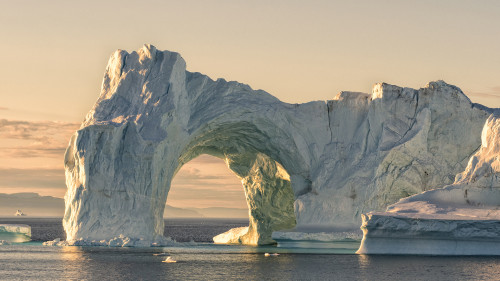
[[272, 228, 361, 249], [358, 115, 500, 255], [213, 227, 249, 244], [63, 44, 494, 246], [0, 224, 31, 243]]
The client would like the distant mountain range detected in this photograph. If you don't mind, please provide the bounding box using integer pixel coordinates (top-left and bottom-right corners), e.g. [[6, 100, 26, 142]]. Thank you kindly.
[[179, 207, 249, 218], [0, 193, 248, 218], [0, 192, 64, 217]]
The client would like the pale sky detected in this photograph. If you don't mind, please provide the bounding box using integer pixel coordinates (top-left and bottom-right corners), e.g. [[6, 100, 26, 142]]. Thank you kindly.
[[0, 0, 499, 210]]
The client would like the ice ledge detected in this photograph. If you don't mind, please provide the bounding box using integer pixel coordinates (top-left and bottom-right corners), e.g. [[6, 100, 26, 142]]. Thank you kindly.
[[43, 235, 196, 247], [357, 236, 500, 255], [272, 227, 362, 249], [357, 213, 500, 255]]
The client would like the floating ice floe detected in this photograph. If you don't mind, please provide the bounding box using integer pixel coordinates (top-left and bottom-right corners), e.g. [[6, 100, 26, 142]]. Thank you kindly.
[[162, 257, 177, 263], [0, 224, 31, 243]]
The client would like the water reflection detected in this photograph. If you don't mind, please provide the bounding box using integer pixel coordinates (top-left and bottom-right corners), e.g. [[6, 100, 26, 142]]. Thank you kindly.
[[357, 254, 371, 268], [357, 254, 373, 281], [60, 246, 173, 280], [60, 246, 88, 280], [20, 244, 500, 281]]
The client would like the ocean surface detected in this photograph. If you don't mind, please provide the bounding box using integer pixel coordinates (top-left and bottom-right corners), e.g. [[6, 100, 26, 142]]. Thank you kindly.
[[1, 218, 500, 281]]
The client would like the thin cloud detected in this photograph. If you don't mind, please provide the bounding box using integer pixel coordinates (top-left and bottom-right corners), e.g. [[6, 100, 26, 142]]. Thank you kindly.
[[0, 168, 66, 190], [167, 186, 247, 209], [0, 119, 79, 159], [172, 166, 241, 190], [169, 159, 248, 208], [168, 186, 244, 200], [188, 154, 226, 164], [466, 91, 500, 99], [0, 107, 8, 111], [466, 86, 500, 99], [2, 147, 67, 158], [0, 119, 79, 139]]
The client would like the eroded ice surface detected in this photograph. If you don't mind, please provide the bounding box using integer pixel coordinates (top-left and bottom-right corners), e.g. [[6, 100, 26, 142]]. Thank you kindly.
[[358, 115, 500, 255], [63, 44, 494, 246]]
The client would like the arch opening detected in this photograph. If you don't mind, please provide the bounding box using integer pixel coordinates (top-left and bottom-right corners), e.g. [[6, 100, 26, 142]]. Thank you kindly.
[[166, 154, 248, 219], [162, 124, 299, 245]]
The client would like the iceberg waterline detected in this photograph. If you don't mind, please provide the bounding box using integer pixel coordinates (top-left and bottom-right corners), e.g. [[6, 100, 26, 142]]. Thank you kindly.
[[357, 114, 500, 255], [62, 44, 499, 253], [0, 224, 31, 243]]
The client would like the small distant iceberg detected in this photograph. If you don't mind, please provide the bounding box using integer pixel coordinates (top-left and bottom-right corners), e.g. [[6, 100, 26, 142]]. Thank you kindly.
[[162, 257, 177, 263], [15, 209, 26, 216], [153, 252, 169, 256], [213, 226, 249, 244], [0, 224, 31, 243]]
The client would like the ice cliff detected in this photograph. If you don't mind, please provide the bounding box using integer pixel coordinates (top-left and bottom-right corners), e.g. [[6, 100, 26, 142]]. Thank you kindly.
[[63, 44, 492, 246], [358, 114, 500, 255]]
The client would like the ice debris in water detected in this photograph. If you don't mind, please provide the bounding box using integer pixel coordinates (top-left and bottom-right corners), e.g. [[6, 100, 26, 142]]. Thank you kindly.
[[43, 235, 198, 247], [162, 257, 177, 263]]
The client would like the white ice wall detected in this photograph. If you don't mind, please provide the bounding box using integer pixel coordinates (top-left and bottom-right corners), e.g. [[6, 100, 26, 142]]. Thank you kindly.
[[63, 45, 492, 245]]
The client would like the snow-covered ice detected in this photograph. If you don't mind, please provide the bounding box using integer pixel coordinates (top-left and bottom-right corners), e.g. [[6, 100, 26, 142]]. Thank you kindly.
[[358, 114, 500, 255], [64, 44, 495, 247]]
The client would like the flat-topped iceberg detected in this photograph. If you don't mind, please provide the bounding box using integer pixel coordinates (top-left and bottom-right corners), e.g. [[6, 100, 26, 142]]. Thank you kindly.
[[0, 224, 31, 243], [358, 115, 500, 255]]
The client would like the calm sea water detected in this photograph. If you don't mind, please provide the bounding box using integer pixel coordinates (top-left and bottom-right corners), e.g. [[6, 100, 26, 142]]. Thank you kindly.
[[1, 218, 500, 281]]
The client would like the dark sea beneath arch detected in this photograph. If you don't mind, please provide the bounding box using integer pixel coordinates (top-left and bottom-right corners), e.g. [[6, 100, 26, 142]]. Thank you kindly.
[[1, 218, 500, 281]]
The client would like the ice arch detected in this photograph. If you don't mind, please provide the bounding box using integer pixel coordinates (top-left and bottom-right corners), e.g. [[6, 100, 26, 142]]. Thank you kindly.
[[176, 146, 297, 245], [63, 45, 492, 246]]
